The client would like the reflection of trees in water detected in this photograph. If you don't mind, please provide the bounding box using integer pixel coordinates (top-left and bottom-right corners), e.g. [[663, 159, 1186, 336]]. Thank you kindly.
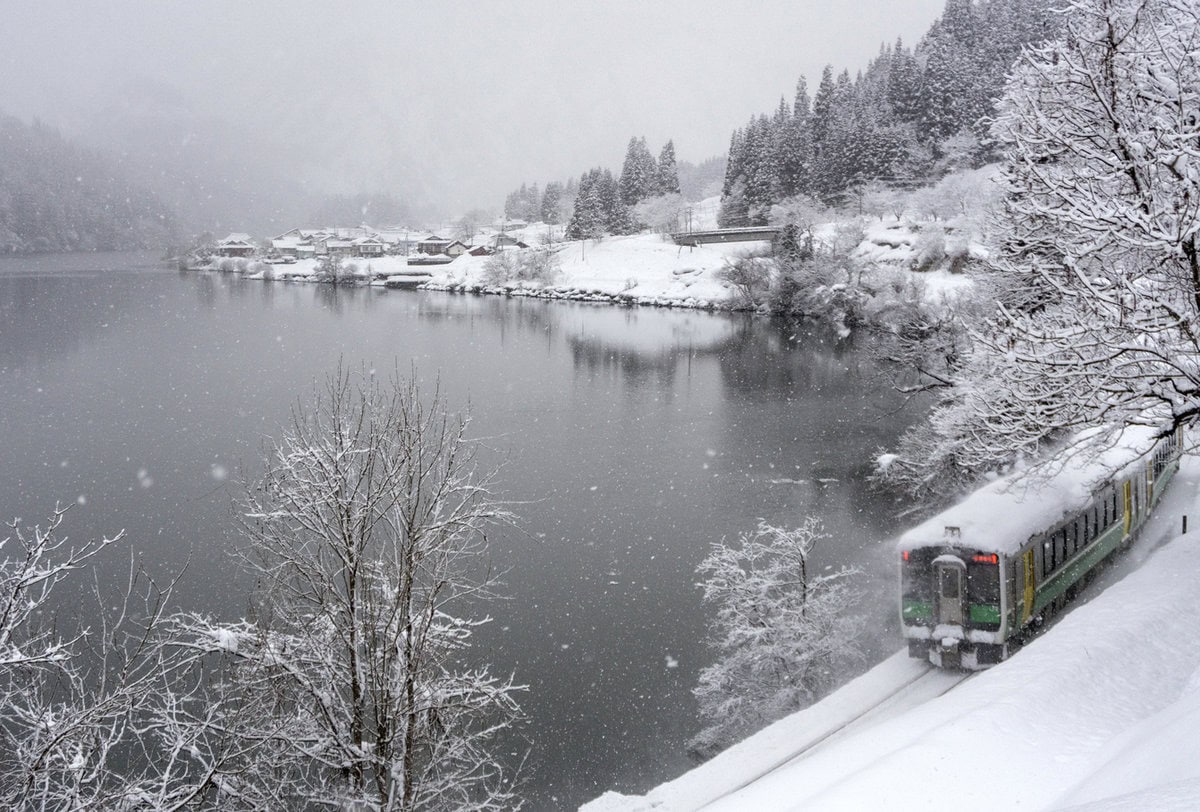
[[715, 317, 870, 403], [414, 294, 562, 355], [706, 317, 927, 557], [566, 334, 682, 390]]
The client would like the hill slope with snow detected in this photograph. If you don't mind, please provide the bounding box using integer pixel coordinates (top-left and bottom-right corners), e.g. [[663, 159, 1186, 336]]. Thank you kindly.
[[586, 457, 1200, 811]]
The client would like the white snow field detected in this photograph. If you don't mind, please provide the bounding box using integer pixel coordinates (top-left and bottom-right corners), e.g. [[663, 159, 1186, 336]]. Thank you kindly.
[[585, 456, 1200, 811]]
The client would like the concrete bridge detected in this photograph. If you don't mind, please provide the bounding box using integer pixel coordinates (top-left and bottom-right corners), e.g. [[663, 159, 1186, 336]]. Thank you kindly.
[[670, 226, 781, 247]]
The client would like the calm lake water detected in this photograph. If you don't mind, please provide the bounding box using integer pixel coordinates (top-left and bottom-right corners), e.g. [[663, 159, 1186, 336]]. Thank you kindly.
[[0, 251, 925, 808]]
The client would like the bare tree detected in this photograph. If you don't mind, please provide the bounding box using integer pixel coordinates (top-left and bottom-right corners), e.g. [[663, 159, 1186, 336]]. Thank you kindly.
[[688, 519, 862, 762], [177, 367, 525, 810], [0, 509, 260, 809]]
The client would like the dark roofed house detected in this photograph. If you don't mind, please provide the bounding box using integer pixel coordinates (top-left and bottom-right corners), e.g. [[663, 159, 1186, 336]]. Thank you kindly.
[[354, 237, 387, 257], [492, 233, 529, 251], [417, 235, 452, 255], [325, 239, 355, 259]]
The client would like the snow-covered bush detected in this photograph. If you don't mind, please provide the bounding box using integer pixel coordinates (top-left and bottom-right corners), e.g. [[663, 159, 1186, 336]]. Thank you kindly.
[[715, 249, 772, 309], [910, 227, 946, 272], [689, 519, 863, 762], [312, 255, 352, 285], [633, 193, 687, 235], [481, 247, 560, 286]]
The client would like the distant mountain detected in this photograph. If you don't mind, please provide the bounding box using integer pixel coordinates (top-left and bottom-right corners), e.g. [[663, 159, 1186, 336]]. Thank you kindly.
[[0, 112, 178, 254]]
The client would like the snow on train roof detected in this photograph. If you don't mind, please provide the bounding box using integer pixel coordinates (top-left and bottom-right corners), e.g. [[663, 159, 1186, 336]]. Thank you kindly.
[[897, 424, 1165, 556]]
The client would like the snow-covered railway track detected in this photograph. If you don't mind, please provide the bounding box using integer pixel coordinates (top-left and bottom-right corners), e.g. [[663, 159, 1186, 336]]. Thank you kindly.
[[697, 664, 972, 809]]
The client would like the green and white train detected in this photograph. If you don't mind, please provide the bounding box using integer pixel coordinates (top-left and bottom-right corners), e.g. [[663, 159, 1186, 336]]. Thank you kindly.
[[898, 423, 1183, 670]]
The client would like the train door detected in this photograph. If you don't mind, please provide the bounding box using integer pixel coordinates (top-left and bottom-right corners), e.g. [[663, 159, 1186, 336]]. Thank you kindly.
[[1123, 479, 1133, 535], [1022, 549, 1035, 624], [935, 558, 966, 626]]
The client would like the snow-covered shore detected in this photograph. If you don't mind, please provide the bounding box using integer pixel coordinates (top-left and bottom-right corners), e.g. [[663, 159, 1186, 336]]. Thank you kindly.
[[584, 456, 1200, 811], [194, 216, 977, 318]]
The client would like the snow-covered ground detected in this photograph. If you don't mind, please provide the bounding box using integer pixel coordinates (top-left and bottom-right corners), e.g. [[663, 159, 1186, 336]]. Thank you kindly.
[[585, 456, 1200, 811], [422, 232, 762, 308]]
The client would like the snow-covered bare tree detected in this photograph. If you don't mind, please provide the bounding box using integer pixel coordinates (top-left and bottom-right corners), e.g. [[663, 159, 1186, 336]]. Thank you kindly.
[[688, 519, 862, 762], [176, 367, 525, 810], [0, 509, 260, 809], [988, 0, 1200, 427]]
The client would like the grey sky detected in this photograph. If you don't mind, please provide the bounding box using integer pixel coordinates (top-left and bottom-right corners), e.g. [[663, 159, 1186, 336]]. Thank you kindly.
[[4, 0, 946, 214]]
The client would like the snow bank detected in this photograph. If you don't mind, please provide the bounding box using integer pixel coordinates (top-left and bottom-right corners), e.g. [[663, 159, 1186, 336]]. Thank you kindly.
[[588, 456, 1200, 811]]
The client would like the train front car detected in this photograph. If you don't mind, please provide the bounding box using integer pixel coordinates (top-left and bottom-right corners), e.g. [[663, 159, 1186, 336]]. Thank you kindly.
[[897, 421, 1181, 671], [900, 532, 1009, 670]]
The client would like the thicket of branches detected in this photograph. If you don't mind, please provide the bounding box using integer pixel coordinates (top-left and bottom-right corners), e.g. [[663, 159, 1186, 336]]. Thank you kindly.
[[0, 369, 525, 810]]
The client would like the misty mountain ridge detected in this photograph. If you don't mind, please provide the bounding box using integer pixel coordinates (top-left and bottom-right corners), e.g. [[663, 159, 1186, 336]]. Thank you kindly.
[[0, 112, 176, 254]]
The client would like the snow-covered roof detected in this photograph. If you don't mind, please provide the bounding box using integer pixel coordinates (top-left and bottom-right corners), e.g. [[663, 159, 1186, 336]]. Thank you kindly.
[[218, 233, 254, 246], [898, 423, 1165, 555]]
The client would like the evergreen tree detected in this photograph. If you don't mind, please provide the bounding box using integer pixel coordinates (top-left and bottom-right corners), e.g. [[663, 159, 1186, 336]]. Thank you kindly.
[[597, 169, 636, 235], [540, 181, 564, 224], [566, 170, 604, 240], [778, 78, 813, 199], [810, 65, 837, 153], [618, 136, 658, 206], [655, 140, 681, 196]]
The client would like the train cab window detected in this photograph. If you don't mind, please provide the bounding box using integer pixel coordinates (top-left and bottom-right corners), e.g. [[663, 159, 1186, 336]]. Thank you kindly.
[[939, 568, 960, 599], [967, 562, 1001, 603], [901, 550, 933, 603]]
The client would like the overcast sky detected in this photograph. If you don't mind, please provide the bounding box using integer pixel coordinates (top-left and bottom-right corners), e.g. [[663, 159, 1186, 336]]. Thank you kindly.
[[4, 0, 947, 214]]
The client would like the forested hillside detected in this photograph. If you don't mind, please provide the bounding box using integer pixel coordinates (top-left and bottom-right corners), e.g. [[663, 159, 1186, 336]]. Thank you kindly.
[[719, 0, 1060, 225], [0, 113, 176, 254]]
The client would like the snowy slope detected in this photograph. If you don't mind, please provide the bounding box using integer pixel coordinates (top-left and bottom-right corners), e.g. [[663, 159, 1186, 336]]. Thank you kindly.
[[586, 457, 1200, 811]]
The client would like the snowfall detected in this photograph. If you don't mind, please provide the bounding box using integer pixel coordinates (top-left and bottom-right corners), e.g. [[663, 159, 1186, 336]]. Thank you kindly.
[[582, 455, 1200, 812]]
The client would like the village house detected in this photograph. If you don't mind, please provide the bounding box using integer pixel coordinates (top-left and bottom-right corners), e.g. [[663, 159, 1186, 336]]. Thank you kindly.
[[353, 236, 387, 257], [492, 232, 530, 251], [417, 234, 452, 255], [216, 233, 257, 257]]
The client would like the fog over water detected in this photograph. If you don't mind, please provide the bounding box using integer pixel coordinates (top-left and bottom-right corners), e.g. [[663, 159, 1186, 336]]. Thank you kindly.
[[5, 1, 944, 221]]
